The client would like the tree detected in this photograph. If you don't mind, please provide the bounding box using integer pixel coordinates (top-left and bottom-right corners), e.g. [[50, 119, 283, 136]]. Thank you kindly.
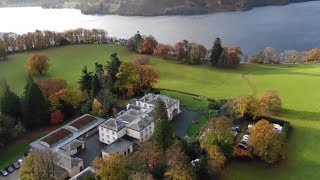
[[78, 66, 93, 94], [116, 62, 159, 97], [27, 54, 50, 75], [133, 55, 151, 66], [207, 145, 227, 169], [165, 145, 195, 180], [189, 43, 207, 64], [22, 76, 50, 128], [153, 100, 174, 152], [97, 89, 115, 116], [260, 90, 282, 115], [279, 50, 304, 63], [139, 36, 158, 55], [106, 53, 121, 92], [0, 80, 22, 120], [229, 47, 243, 65], [36, 78, 67, 98], [249, 120, 286, 164], [92, 74, 102, 97], [49, 88, 88, 115], [93, 153, 130, 180], [233, 95, 262, 119], [129, 172, 154, 180], [126, 31, 143, 52], [50, 110, 64, 125], [20, 150, 56, 180], [249, 47, 279, 64], [210, 38, 223, 66], [92, 98, 103, 116], [0, 39, 6, 60], [154, 44, 172, 57], [200, 117, 235, 156], [304, 48, 320, 62]]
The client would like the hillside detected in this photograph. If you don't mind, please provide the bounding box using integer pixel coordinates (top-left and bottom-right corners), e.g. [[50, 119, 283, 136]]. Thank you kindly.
[[79, 0, 315, 16], [1, 44, 320, 179]]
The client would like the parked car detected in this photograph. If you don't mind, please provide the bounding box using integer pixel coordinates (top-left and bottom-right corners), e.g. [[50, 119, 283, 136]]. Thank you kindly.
[[6, 166, 14, 173], [18, 158, 23, 164], [13, 161, 21, 169], [0, 169, 9, 176]]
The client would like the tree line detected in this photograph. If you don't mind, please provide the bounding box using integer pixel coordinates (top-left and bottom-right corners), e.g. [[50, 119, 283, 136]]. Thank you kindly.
[[0, 28, 118, 59]]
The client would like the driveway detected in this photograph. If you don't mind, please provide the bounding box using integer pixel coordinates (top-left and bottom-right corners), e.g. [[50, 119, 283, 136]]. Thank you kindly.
[[171, 107, 203, 137], [72, 133, 106, 168]]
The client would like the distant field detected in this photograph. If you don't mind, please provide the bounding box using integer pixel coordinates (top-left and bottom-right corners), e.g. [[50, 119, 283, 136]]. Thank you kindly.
[[1, 44, 320, 179]]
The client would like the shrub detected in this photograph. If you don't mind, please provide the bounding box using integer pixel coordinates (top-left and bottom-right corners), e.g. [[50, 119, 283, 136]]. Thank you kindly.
[[50, 111, 64, 125]]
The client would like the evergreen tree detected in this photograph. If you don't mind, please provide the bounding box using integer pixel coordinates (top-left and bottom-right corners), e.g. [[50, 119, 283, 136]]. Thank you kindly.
[[21, 76, 50, 128], [92, 74, 102, 97], [106, 53, 121, 92], [78, 66, 93, 94], [152, 100, 174, 153], [0, 80, 22, 120], [0, 40, 6, 60], [210, 38, 224, 66]]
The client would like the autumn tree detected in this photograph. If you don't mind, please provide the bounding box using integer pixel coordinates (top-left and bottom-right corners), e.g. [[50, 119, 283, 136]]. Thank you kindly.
[[229, 47, 243, 65], [153, 100, 174, 152], [304, 48, 320, 62], [210, 38, 223, 66], [20, 150, 56, 180], [78, 66, 93, 94], [189, 43, 207, 64], [0, 80, 22, 120], [279, 50, 304, 63], [133, 55, 151, 66], [134, 141, 164, 170], [165, 145, 195, 180], [139, 35, 158, 55], [22, 76, 50, 128], [27, 54, 50, 75], [50, 110, 64, 125], [260, 90, 282, 115], [49, 88, 88, 117], [129, 172, 154, 180], [36, 78, 67, 98], [233, 95, 262, 119], [116, 62, 159, 97], [249, 47, 280, 64], [93, 153, 130, 180], [92, 98, 103, 116], [154, 43, 172, 57], [200, 116, 235, 156], [207, 145, 227, 169], [173, 40, 190, 62], [97, 89, 116, 116], [249, 120, 286, 164]]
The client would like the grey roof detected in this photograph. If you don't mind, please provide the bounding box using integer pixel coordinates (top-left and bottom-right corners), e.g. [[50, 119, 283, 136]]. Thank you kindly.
[[55, 153, 83, 169], [127, 117, 153, 132], [117, 113, 138, 123], [100, 118, 127, 132], [60, 139, 84, 153], [54, 164, 69, 179], [70, 167, 95, 180], [138, 94, 178, 108], [102, 139, 133, 155], [30, 114, 107, 151], [128, 98, 138, 105], [127, 104, 142, 111]]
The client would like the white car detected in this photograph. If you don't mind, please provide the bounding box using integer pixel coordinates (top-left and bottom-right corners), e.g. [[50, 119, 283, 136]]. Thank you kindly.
[[0, 169, 9, 176]]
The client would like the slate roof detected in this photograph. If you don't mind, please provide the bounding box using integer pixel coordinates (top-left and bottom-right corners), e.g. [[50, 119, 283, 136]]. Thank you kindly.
[[102, 139, 133, 155], [55, 153, 83, 169], [127, 117, 153, 132], [100, 118, 127, 132], [60, 139, 84, 153], [117, 113, 138, 123]]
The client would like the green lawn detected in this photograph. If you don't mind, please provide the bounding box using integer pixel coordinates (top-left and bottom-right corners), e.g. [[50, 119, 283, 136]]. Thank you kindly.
[[0, 143, 29, 169], [0, 44, 320, 179]]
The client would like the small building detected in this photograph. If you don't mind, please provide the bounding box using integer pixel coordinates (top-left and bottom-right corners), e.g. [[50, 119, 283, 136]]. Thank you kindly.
[[55, 153, 84, 178], [60, 139, 85, 156], [70, 166, 95, 180], [102, 138, 133, 158]]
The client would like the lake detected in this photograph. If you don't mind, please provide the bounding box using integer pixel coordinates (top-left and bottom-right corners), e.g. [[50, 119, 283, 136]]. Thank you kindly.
[[1, 1, 320, 54]]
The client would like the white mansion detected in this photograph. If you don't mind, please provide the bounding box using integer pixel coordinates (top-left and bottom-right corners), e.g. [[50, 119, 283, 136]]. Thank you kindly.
[[99, 93, 181, 157]]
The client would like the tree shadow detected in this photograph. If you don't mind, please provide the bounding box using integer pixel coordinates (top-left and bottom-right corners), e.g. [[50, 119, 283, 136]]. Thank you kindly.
[[281, 108, 320, 122]]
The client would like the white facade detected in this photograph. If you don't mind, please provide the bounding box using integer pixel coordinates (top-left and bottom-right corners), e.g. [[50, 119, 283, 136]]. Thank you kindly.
[[99, 126, 126, 144]]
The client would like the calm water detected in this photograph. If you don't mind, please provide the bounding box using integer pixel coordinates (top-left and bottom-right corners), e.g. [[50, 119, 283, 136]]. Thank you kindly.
[[1, 1, 320, 54]]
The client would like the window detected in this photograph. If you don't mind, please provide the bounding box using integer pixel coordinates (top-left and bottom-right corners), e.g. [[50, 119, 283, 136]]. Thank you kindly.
[[107, 135, 110, 138], [106, 129, 109, 133], [141, 131, 144, 136], [113, 137, 115, 140], [101, 138, 104, 142], [107, 140, 110, 144], [112, 131, 115, 135], [101, 133, 104, 136]]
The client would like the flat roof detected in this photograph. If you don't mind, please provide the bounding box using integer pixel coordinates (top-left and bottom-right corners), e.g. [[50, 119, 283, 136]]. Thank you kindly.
[[41, 129, 73, 147], [30, 114, 107, 151], [69, 114, 97, 131], [102, 139, 133, 155]]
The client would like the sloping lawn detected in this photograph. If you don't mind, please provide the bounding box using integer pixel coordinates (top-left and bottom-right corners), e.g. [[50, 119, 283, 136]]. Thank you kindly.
[[0, 44, 320, 179]]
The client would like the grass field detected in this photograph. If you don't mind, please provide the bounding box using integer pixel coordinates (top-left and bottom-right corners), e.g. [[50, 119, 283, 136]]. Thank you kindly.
[[0, 44, 320, 179]]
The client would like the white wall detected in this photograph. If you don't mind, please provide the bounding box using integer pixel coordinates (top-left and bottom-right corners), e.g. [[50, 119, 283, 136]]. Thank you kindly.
[[102, 144, 134, 159], [99, 126, 127, 144]]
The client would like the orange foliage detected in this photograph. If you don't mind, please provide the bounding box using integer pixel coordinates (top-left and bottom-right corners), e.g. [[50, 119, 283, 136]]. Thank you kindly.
[[27, 54, 50, 75], [154, 43, 172, 57], [139, 36, 158, 55], [36, 78, 67, 98], [234, 147, 253, 159], [304, 48, 320, 62], [229, 47, 243, 64]]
